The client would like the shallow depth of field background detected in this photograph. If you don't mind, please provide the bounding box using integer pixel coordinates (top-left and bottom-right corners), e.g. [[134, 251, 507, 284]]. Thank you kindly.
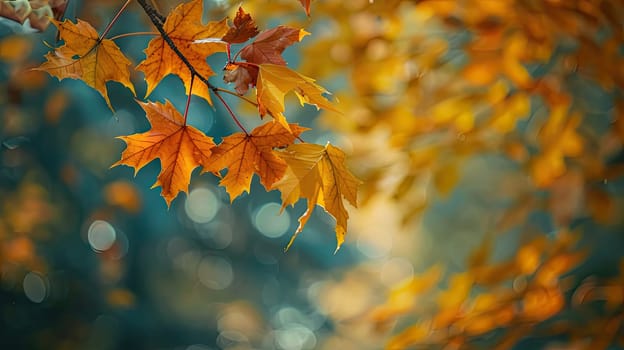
[[1, 1, 624, 349]]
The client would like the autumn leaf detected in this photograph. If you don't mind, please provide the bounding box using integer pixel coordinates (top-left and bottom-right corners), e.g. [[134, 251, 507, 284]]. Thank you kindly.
[[240, 26, 309, 65], [136, 0, 228, 105], [113, 100, 215, 207], [222, 25, 310, 96], [222, 7, 259, 44], [257, 63, 339, 129], [37, 19, 135, 110], [299, 0, 311, 16], [203, 121, 308, 201], [272, 143, 360, 251]]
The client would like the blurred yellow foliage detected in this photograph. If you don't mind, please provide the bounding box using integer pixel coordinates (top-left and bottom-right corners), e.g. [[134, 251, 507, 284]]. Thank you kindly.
[[229, 1, 624, 347]]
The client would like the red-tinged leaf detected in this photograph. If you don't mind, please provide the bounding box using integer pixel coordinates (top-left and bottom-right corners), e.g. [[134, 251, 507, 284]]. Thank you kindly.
[[222, 6, 259, 44], [203, 122, 308, 201], [240, 26, 310, 65], [113, 100, 215, 207]]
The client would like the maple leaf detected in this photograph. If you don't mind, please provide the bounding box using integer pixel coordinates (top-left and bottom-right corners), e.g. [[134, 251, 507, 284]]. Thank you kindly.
[[136, 0, 228, 105], [203, 122, 308, 201], [222, 7, 259, 44], [113, 100, 215, 207], [222, 24, 310, 96], [272, 143, 360, 251], [37, 19, 135, 110], [240, 26, 309, 65], [299, 0, 311, 16], [256, 63, 339, 129]]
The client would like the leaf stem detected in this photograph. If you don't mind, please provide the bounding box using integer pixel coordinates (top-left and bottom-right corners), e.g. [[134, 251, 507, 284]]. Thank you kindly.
[[214, 87, 258, 107], [80, 0, 133, 58], [183, 74, 195, 125], [232, 48, 244, 63], [109, 31, 159, 41], [236, 61, 259, 68], [99, 0, 133, 41], [214, 91, 249, 135]]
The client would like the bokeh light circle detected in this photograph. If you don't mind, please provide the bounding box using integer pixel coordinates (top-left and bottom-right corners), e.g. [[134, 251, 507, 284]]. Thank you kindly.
[[253, 202, 290, 238], [23, 271, 47, 303], [185, 187, 220, 223], [197, 256, 233, 290], [274, 325, 317, 350], [87, 220, 116, 252]]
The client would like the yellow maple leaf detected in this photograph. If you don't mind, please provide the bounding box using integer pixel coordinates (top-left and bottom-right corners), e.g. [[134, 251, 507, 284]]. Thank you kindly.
[[256, 64, 339, 130], [272, 143, 360, 251], [113, 100, 215, 207], [136, 0, 229, 105], [37, 19, 135, 110], [203, 121, 308, 201]]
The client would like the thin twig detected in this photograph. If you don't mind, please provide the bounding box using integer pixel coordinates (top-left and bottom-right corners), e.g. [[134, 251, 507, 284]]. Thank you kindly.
[[109, 31, 159, 41], [183, 74, 195, 125], [83, 0, 133, 57], [214, 91, 249, 135], [214, 87, 258, 107], [99, 0, 133, 41]]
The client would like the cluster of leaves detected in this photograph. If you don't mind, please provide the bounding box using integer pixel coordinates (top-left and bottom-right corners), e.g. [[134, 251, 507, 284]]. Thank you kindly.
[[240, 0, 624, 348], [34, 0, 360, 250]]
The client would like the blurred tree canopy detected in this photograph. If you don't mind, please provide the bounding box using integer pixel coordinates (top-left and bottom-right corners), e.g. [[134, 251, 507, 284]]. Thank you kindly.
[[1, 0, 623, 349]]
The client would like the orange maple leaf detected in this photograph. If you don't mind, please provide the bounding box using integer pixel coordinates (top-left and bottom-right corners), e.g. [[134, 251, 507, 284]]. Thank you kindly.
[[222, 7, 259, 44], [256, 63, 339, 130], [203, 121, 308, 201], [272, 143, 360, 251], [240, 26, 309, 65], [113, 100, 215, 207], [37, 19, 135, 110], [136, 0, 228, 105]]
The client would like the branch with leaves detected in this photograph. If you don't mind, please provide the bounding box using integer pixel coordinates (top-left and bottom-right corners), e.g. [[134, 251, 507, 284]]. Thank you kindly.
[[35, 0, 359, 251]]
